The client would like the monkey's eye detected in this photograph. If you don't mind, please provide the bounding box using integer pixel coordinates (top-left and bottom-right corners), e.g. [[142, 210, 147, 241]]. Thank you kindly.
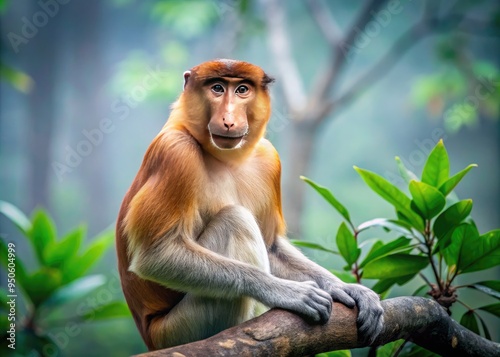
[[211, 84, 224, 93], [236, 85, 249, 94]]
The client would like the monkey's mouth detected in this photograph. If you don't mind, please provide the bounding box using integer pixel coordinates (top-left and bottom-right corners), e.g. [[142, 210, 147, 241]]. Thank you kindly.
[[211, 133, 246, 149]]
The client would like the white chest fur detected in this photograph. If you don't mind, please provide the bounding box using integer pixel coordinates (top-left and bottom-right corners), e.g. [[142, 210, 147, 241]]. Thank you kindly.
[[199, 157, 271, 220]]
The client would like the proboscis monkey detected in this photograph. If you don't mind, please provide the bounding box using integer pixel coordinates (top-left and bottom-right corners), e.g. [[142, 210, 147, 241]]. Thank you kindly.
[[116, 59, 383, 350]]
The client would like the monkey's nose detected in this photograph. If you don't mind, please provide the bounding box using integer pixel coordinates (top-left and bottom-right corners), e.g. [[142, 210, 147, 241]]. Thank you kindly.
[[223, 117, 235, 129]]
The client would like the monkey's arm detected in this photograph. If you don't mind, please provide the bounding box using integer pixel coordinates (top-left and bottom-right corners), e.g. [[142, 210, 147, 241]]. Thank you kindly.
[[269, 236, 384, 342], [127, 206, 333, 324]]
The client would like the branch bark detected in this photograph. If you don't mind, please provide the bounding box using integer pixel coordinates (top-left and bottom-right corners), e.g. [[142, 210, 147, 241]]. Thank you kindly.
[[135, 297, 500, 357]]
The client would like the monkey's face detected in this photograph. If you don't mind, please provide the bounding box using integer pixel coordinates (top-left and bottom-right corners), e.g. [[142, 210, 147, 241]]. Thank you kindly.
[[205, 78, 253, 150], [180, 59, 273, 159]]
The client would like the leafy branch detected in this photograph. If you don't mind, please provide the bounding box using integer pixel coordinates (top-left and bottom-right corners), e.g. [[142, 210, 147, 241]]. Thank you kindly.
[[300, 140, 499, 351]]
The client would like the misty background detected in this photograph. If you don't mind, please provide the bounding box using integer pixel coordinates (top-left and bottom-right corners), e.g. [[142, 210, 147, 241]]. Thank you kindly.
[[0, 0, 499, 355]]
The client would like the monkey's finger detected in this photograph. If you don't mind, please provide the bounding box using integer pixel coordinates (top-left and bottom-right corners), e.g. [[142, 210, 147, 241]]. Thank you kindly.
[[309, 298, 332, 323], [330, 289, 355, 308], [294, 301, 324, 323], [310, 290, 333, 318], [357, 303, 384, 343]]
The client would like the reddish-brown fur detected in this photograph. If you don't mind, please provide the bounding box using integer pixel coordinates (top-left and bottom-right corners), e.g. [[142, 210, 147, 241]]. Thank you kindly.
[[115, 59, 282, 349]]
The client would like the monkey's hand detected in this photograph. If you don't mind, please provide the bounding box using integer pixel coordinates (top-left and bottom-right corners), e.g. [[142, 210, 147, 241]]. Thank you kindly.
[[256, 279, 334, 324], [319, 279, 384, 343]]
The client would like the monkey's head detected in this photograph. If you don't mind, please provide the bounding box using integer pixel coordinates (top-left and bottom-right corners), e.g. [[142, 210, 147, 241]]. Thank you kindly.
[[175, 59, 274, 160]]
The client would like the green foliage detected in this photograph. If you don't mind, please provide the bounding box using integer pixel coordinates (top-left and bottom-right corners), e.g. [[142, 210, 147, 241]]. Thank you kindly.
[[110, 48, 187, 103], [336, 223, 360, 268], [0, 202, 130, 356], [298, 140, 499, 355], [374, 340, 405, 357], [0, 62, 34, 93], [412, 60, 500, 133], [316, 350, 351, 357], [151, 1, 218, 38]]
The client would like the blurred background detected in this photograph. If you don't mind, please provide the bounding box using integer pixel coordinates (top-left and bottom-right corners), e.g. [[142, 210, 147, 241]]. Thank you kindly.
[[0, 0, 499, 356]]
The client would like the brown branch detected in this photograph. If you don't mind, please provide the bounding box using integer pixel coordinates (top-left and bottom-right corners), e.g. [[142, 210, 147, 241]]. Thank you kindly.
[[135, 297, 500, 357]]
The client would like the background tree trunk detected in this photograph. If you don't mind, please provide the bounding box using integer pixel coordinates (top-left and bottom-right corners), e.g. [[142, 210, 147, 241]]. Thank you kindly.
[[25, 4, 64, 211], [69, 0, 109, 232], [283, 120, 317, 236]]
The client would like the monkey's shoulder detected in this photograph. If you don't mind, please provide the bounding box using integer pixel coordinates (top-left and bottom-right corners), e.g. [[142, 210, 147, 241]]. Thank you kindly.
[[252, 138, 282, 177], [141, 128, 204, 174]]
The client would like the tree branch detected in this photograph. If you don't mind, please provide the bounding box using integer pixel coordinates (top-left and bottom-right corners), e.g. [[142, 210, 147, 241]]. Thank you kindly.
[[305, 0, 342, 47], [328, 12, 471, 115], [135, 297, 499, 357], [306, 0, 389, 123], [262, 0, 307, 114]]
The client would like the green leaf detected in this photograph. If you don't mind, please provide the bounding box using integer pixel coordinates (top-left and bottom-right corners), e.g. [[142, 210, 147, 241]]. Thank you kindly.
[[433, 199, 473, 247], [0, 201, 31, 234], [460, 311, 480, 335], [82, 301, 131, 321], [290, 240, 338, 255], [40, 275, 106, 310], [422, 139, 449, 187], [478, 303, 500, 318], [372, 275, 414, 295], [357, 218, 414, 238], [477, 314, 492, 340], [469, 281, 500, 300], [301, 176, 352, 224], [61, 229, 114, 284], [409, 181, 446, 219], [329, 269, 357, 283], [336, 222, 360, 267], [316, 350, 351, 357], [395, 157, 418, 184], [406, 344, 441, 356], [439, 164, 477, 196], [441, 223, 479, 271], [362, 254, 428, 279], [354, 167, 424, 230], [360, 236, 412, 268], [44, 225, 85, 268], [24, 268, 62, 307], [375, 339, 405, 357], [459, 229, 500, 274], [29, 209, 57, 265]]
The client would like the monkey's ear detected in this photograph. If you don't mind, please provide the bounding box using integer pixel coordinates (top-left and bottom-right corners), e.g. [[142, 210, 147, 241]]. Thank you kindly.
[[183, 71, 191, 90]]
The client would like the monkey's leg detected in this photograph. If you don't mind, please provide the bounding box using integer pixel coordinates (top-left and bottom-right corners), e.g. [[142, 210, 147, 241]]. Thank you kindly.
[[150, 205, 269, 349]]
